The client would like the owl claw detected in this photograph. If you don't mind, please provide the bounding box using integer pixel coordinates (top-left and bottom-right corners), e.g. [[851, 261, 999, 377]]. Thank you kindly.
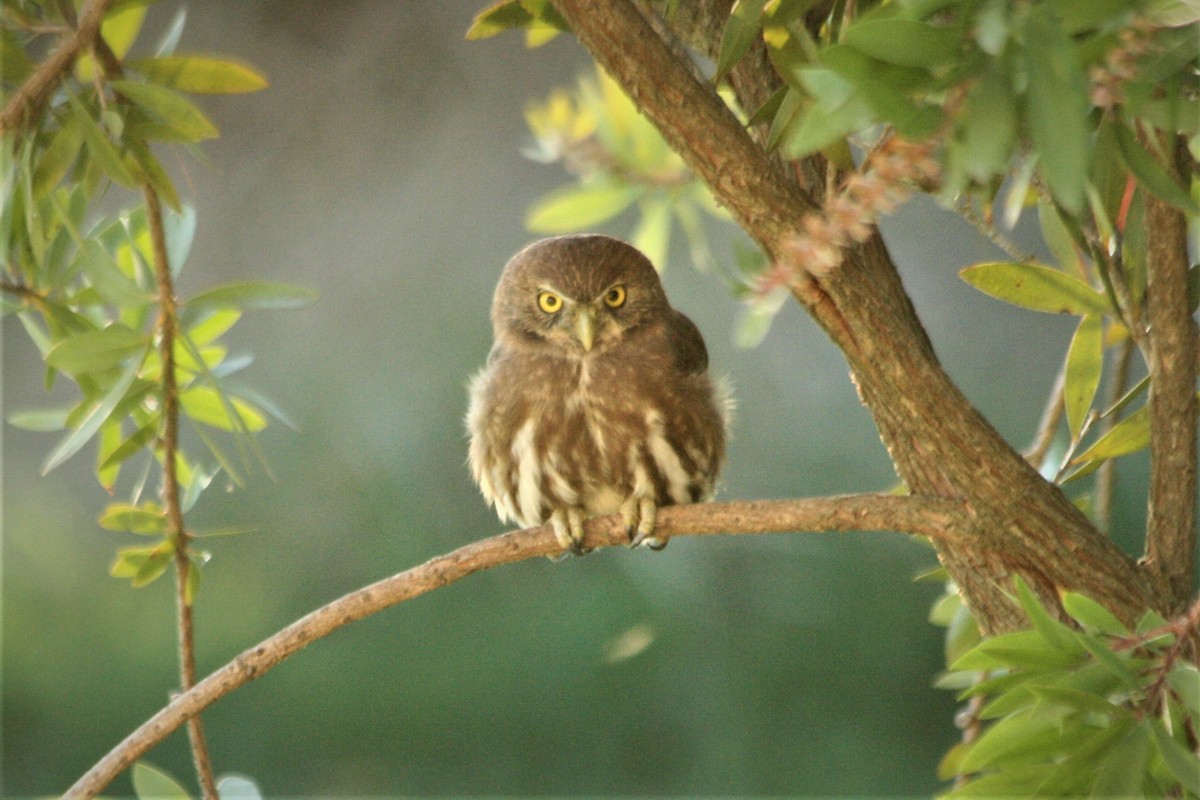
[[550, 507, 591, 557], [623, 498, 666, 550]]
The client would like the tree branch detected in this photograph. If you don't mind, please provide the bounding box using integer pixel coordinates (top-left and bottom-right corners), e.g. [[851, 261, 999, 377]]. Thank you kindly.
[[0, 0, 114, 137], [548, 0, 1161, 633], [145, 185, 219, 800], [63, 494, 968, 798], [1141, 131, 1198, 611]]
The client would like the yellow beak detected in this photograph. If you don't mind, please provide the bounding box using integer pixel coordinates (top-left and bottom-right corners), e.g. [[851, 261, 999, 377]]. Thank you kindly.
[[573, 306, 596, 352]]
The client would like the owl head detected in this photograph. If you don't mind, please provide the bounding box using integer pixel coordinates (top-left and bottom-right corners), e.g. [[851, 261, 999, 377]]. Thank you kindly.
[[492, 234, 670, 355]]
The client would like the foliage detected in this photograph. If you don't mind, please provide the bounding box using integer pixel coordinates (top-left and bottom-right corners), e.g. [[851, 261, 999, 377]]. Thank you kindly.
[[932, 577, 1200, 798], [1, 2, 311, 599]]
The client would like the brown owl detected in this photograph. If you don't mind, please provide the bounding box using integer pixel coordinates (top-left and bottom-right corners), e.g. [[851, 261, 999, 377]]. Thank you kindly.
[[467, 234, 729, 554]]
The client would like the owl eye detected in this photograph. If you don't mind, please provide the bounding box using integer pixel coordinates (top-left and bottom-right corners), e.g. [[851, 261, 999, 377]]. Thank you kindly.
[[537, 291, 563, 314], [603, 285, 626, 308]]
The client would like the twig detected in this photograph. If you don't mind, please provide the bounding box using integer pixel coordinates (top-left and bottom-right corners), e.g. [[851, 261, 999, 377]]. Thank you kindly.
[[1024, 358, 1066, 471], [1094, 337, 1134, 532], [62, 494, 971, 798], [0, 0, 115, 138], [954, 197, 1038, 264], [145, 185, 218, 800], [1140, 131, 1198, 611]]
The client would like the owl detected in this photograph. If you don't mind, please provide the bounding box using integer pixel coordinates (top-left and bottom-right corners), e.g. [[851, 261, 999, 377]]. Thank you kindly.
[[467, 234, 729, 554]]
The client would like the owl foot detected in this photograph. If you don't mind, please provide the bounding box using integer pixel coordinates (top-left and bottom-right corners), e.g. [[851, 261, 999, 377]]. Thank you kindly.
[[550, 507, 591, 556], [623, 497, 666, 550]]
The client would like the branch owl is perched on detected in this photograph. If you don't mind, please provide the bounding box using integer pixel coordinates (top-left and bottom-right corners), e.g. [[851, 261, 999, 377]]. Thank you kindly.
[[467, 234, 730, 554]]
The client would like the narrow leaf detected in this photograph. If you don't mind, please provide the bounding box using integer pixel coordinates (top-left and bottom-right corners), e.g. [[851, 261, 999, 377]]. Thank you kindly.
[[42, 353, 144, 474], [44, 326, 148, 376], [1112, 117, 1200, 214], [184, 281, 317, 313], [1072, 404, 1150, 464], [65, 92, 137, 188], [525, 180, 642, 233], [466, 1, 533, 40], [1060, 591, 1128, 635], [843, 18, 960, 69], [128, 54, 268, 94], [960, 262, 1109, 314], [180, 386, 267, 432], [7, 408, 70, 432], [1150, 718, 1200, 794], [99, 415, 160, 472], [98, 502, 167, 535], [715, 0, 769, 83], [1064, 314, 1103, 438], [1022, 8, 1090, 213], [111, 80, 219, 142]]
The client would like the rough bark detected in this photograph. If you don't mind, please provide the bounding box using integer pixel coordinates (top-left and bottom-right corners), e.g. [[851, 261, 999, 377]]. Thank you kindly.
[[550, 0, 1167, 631]]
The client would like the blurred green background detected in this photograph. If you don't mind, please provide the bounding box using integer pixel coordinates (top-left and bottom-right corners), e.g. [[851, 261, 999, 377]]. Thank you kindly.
[[3, 1, 1154, 796]]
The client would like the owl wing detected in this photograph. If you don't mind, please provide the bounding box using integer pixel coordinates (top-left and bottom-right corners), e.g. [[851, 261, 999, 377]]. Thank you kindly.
[[667, 309, 709, 375]]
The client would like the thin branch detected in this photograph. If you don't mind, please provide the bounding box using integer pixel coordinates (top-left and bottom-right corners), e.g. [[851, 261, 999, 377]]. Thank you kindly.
[[1141, 131, 1198, 611], [145, 185, 218, 800], [1024, 361, 1066, 471], [1094, 337, 1135, 532], [0, 0, 115, 138], [63, 494, 971, 798]]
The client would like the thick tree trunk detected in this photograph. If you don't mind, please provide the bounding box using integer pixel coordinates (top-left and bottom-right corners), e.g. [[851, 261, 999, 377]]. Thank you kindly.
[[552, 0, 1171, 631]]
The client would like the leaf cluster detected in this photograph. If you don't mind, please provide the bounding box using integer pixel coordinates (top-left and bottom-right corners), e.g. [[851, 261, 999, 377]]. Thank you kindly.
[[2, 3, 310, 593], [934, 577, 1200, 798]]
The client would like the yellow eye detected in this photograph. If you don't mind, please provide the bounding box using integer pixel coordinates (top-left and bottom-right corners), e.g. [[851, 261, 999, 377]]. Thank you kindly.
[[537, 291, 563, 314], [603, 285, 626, 308]]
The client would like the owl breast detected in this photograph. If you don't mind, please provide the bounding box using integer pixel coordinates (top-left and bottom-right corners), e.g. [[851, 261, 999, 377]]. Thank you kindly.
[[468, 342, 725, 530]]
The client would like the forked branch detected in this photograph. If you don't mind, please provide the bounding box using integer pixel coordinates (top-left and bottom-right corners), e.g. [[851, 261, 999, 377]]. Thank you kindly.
[[63, 494, 969, 798]]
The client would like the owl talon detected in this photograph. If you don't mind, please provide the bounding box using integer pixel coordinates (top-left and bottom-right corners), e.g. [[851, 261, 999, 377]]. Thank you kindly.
[[623, 498, 665, 550], [550, 507, 591, 557]]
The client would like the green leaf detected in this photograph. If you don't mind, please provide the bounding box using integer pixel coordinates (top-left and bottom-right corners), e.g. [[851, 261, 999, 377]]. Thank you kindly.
[[843, 18, 960, 69], [128, 54, 268, 94], [1091, 721, 1153, 798], [467, 1, 533, 39], [77, 239, 153, 308], [1167, 664, 1200, 715], [1072, 404, 1150, 465], [952, 629, 1083, 671], [715, 0, 769, 82], [1076, 632, 1141, 691], [1064, 314, 1103, 438], [1012, 575, 1079, 653], [45, 326, 148, 376], [76, 2, 148, 82], [959, 65, 1017, 182], [957, 708, 1069, 773], [526, 180, 642, 233], [7, 408, 70, 432], [1022, 7, 1090, 213], [1150, 717, 1200, 794], [98, 415, 160, 471], [943, 765, 1058, 797], [42, 353, 145, 474], [180, 386, 268, 432], [959, 262, 1109, 315], [65, 92, 137, 188], [111, 80, 219, 142], [33, 119, 85, 197], [98, 502, 167, 535], [1037, 200, 1083, 275], [132, 761, 190, 800], [1060, 591, 1128, 635], [184, 281, 317, 313], [1113, 117, 1200, 214], [778, 67, 874, 158]]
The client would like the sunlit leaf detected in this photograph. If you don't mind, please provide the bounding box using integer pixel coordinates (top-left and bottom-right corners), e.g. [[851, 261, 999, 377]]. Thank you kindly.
[[99, 502, 167, 535], [132, 762, 190, 800], [1064, 314, 1103, 438], [76, 2, 148, 82], [526, 180, 642, 233], [44, 326, 148, 376], [128, 54, 268, 94], [77, 239, 153, 308], [1060, 591, 1128, 635], [98, 415, 160, 472], [180, 386, 267, 432], [184, 281, 317, 313], [1072, 404, 1150, 464], [111, 80, 219, 142], [960, 262, 1109, 315], [42, 354, 145, 474]]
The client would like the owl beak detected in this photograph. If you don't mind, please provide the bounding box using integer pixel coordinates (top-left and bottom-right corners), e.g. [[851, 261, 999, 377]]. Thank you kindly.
[[573, 306, 597, 352]]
